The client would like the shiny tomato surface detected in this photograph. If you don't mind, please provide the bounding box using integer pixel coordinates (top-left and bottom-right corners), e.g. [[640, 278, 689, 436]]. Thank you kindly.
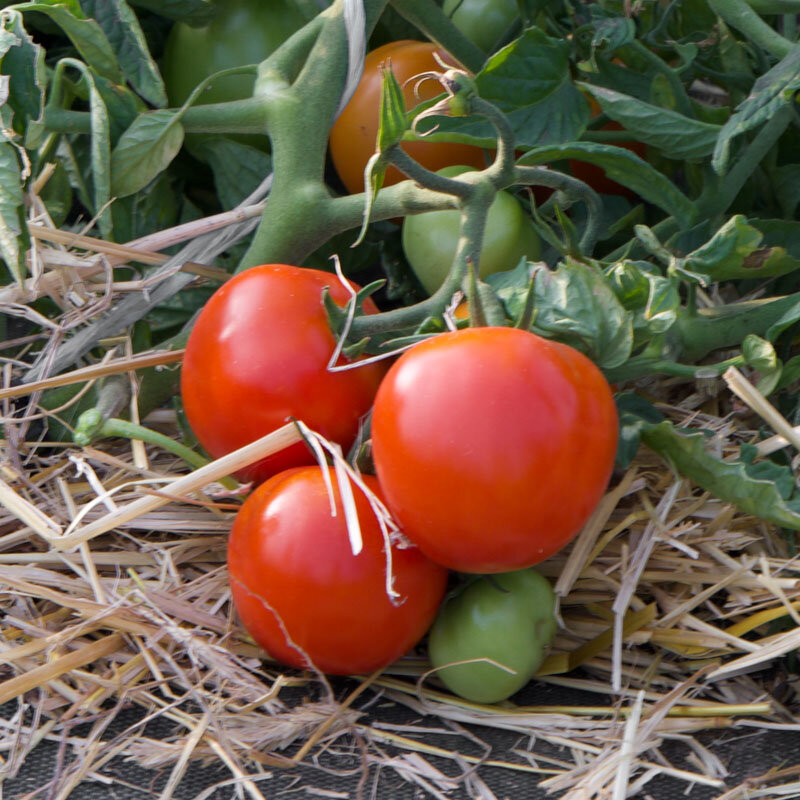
[[329, 40, 487, 194], [227, 466, 448, 674], [371, 327, 618, 573], [180, 264, 387, 484]]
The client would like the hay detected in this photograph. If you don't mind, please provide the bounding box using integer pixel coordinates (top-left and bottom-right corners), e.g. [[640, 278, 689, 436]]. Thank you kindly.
[[1, 205, 799, 799]]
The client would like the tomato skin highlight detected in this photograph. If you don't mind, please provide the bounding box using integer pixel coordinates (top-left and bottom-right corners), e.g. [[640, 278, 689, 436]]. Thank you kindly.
[[329, 40, 487, 195], [371, 327, 618, 573], [428, 569, 557, 703], [227, 466, 449, 675], [180, 264, 387, 485]]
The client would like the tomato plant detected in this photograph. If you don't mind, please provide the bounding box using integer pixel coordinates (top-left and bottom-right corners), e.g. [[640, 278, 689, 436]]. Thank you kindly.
[[569, 96, 647, 198], [329, 40, 487, 195], [162, 0, 310, 108], [428, 569, 557, 703], [227, 465, 448, 675], [442, 0, 520, 53], [370, 326, 618, 573], [402, 166, 541, 295], [180, 264, 387, 485]]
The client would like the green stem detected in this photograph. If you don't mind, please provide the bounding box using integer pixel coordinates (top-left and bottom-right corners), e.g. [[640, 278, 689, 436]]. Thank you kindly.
[[389, 0, 486, 72], [627, 40, 694, 118], [708, 0, 794, 58], [605, 354, 746, 383], [515, 167, 603, 254]]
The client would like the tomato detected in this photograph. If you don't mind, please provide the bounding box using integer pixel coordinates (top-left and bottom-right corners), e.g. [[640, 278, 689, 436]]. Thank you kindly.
[[329, 40, 487, 195], [371, 327, 618, 573], [401, 166, 541, 295], [162, 0, 310, 108], [227, 465, 448, 675], [428, 569, 557, 703], [569, 96, 647, 197], [180, 264, 387, 485], [442, 0, 520, 53]]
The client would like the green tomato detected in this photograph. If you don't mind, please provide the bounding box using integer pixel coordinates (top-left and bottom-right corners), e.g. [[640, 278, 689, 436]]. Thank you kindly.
[[401, 166, 541, 296], [442, 0, 520, 53], [162, 0, 310, 108], [428, 569, 557, 704]]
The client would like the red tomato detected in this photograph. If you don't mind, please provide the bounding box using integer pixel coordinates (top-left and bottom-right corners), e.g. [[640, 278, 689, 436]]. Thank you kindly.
[[569, 96, 646, 198], [329, 40, 487, 195], [227, 465, 448, 674], [180, 265, 387, 485], [371, 327, 618, 573]]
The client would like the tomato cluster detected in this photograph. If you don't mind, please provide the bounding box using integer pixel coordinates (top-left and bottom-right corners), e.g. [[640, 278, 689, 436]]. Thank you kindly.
[[181, 256, 617, 694], [178, 32, 621, 696]]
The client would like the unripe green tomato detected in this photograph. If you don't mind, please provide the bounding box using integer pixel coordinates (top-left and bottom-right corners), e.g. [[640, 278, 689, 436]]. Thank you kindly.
[[162, 0, 309, 108], [401, 166, 541, 296], [442, 0, 520, 53], [428, 569, 557, 704]]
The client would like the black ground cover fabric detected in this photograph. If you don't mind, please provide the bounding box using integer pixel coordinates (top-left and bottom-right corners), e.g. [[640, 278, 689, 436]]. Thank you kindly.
[[3, 677, 797, 799]]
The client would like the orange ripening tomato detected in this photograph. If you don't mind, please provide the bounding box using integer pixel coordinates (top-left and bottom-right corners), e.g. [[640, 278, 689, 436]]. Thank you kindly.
[[329, 40, 487, 194], [569, 95, 646, 198], [227, 465, 448, 675]]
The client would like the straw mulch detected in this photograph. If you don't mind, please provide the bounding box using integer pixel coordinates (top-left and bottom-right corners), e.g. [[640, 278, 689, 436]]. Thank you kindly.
[[1, 204, 800, 800]]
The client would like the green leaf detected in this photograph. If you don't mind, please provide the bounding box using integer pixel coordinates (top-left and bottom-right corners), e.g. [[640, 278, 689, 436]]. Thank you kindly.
[[87, 69, 143, 145], [0, 138, 27, 281], [606, 260, 679, 343], [0, 10, 45, 135], [511, 257, 634, 369], [589, 7, 635, 52], [681, 215, 800, 282], [579, 84, 721, 161], [110, 171, 178, 243], [712, 45, 800, 174], [190, 137, 271, 211], [59, 59, 113, 238], [518, 142, 697, 228], [378, 63, 408, 153], [78, 0, 167, 106], [110, 109, 184, 198], [638, 419, 800, 531], [126, 0, 215, 25], [39, 159, 72, 227], [742, 334, 781, 395], [772, 164, 800, 218], [16, 1, 121, 83], [432, 27, 589, 149]]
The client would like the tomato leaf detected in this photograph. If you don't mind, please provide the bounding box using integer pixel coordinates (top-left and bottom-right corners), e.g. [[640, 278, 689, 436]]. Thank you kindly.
[[0, 135, 28, 282], [675, 215, 800, 283], [78, 0, 167, 106], [430, 27, 590, 149], [16, 1, 122, 83], [518, 142, 697, 228], [0, 10, 45, 136], [588, 6, 636, 52], [713, 45, 800, 175], [578, 84, 721, 161], [110, 109, 184, 198], [126, 0, 215, 25], [495, 258, 634, 369], [621, 405, 800, 530], [59, 59, 113, 238], [190, 137, 272, 211]]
